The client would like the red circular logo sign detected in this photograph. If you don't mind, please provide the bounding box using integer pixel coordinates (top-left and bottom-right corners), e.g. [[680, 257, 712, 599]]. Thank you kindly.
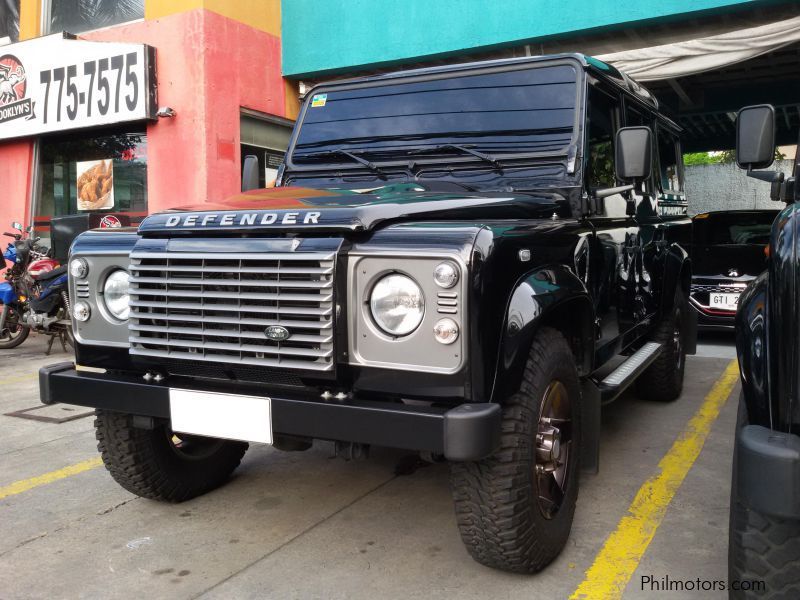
[[100, 215, 122, 228], [0, 54, 26, 107]]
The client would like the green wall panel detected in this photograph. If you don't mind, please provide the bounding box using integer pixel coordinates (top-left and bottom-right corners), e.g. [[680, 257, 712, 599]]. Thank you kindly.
[[282, 0, 759, 77]]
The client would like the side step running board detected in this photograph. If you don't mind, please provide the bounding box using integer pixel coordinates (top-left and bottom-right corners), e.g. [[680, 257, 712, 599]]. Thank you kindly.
[[598, 342, 662, 403]]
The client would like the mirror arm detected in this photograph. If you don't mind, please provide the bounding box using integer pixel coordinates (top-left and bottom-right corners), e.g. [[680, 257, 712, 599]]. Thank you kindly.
[[593, 184, 635, 199], [746, 166, 784, 184], [778, 177, 795, 203]]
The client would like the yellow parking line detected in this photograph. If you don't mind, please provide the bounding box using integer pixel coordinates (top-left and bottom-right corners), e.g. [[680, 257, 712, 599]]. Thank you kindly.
[[0, 373, 37, 386], [0, 457, 103, 500], [570, 359, 740, 600]]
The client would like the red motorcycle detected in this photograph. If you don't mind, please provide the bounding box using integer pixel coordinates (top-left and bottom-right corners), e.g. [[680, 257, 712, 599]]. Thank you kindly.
[[0, 222, 72, 352]]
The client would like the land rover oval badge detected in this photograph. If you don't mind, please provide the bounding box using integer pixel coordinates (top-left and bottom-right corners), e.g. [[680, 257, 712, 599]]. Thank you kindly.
[[265, 325, 290, 341]]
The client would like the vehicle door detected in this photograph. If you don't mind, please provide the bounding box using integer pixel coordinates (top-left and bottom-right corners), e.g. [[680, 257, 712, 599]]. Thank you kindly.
[[584, 81, 639, 363], [625, 101, 667, 322]]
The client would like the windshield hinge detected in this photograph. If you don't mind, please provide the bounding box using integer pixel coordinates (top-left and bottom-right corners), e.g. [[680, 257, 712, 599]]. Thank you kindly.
[[566, 146, 578, 175]]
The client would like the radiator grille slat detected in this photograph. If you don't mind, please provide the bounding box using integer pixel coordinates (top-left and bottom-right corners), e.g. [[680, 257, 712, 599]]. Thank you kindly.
[[129, 249, 335, 371]]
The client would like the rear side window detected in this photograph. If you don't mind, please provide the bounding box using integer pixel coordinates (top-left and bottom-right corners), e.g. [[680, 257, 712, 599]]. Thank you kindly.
[[657, 128, 683, 196], [695, 212, 777, 245], [585, 85, 619, 189]]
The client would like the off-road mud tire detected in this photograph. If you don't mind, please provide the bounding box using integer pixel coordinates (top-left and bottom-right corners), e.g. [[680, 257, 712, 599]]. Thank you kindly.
[[95, 410, 248, 502], [729, 395, 800, 599], [450, 327, 581, 573], [636, 287, 687, 402]]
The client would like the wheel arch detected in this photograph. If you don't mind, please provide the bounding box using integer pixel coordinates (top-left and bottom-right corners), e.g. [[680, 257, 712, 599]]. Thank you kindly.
[[490, 265, 594, 404], [735, 271, 771, 428], [662, 244, 691, 310]]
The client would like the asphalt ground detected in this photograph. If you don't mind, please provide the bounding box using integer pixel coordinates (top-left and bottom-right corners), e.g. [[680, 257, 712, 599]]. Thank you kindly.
[[1, 333, 741, 600]]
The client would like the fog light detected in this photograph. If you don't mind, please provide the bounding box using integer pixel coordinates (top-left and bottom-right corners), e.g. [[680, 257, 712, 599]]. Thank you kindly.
[[73, 301, 91, 322], [69, 257, 89, 279], [433, 318, 459, 344], [433, 262, 459, 288]]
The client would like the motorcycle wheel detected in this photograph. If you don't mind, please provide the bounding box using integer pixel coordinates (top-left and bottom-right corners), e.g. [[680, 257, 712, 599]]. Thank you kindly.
[[0, 306, 30, 349]]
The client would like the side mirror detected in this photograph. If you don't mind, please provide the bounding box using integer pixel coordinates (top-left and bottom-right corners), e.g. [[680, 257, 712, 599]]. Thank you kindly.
[[11, 221, 22, 231], [242, 155, 260, 192], [615, 126, 652, 181], [736, 105, 775, 170]]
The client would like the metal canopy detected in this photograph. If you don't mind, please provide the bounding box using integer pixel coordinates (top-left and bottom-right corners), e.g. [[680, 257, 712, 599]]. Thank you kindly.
[[646, 41, 800, 152]]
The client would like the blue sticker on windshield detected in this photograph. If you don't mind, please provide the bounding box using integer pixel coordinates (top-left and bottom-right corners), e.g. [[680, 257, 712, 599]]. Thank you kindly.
[[311, 94, 327, 107]]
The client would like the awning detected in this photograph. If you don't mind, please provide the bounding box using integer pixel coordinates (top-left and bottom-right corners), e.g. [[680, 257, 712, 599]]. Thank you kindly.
[[597, 16, 800, 82]]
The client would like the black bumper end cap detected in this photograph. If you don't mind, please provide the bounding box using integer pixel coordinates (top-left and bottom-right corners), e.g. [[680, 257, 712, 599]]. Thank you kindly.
[[443, 403, 501, 461], [39, 362, 75, 405], [737, 424, 800, 519]]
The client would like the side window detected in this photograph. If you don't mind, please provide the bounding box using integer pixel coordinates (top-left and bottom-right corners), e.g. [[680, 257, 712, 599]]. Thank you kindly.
[[657, 128, 683, 197], [585, 85, 619, 190]]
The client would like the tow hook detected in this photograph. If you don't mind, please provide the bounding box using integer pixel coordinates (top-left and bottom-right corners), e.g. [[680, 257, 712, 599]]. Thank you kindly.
[[334, 441, 370, 461]]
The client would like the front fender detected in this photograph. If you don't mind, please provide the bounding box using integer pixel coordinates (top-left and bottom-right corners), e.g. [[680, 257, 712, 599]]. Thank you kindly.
[[491, 265, 593, 402], [736, 271, 770, 427]]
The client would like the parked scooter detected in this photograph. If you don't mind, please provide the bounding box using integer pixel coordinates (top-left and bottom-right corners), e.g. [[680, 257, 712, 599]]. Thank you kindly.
[[0, 222, 73, 352]]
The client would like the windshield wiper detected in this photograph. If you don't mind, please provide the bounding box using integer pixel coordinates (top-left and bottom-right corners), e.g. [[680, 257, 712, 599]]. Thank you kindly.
[[296, 149, 387, 179], [407, 144, 502, 169]]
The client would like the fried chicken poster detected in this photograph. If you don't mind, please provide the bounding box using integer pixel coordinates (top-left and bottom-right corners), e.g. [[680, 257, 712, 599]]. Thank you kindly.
[[76, 159, 114, 211]]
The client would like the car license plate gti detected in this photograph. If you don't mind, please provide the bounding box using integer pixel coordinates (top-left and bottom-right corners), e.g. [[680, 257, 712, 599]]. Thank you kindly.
[[169, 389, 272, 444], [710, 293, 740, 312]]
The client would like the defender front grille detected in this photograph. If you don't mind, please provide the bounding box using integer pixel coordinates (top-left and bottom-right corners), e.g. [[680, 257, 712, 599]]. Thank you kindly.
[[128, 251, 335, 371]]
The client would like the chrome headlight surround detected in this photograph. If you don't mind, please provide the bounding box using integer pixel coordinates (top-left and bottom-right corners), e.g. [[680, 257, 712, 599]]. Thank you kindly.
[[68, 250, 132, 348], [349, 252, 466, 373]]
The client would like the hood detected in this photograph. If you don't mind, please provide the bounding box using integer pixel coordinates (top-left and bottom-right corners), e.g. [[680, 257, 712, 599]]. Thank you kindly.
[[138, 184, 564, 235], [693, 243, 769, 279]]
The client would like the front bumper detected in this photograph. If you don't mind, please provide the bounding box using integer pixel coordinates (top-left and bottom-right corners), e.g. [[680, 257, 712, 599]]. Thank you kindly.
[[736, 424, 800, 519], [39, 363, 501, 461], [689, 302, 736, 330]]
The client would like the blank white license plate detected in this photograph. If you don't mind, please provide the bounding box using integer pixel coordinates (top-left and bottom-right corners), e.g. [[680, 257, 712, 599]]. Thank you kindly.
[[710, 293, 740, 311], [169, 389, 272, 444]]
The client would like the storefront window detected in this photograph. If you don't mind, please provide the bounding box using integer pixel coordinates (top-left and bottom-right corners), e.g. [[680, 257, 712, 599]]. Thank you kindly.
[[36, 127, 147, 243], [47, 0, 144, 35], [240, 113, 292, 188], [0, 0, 20, 43]]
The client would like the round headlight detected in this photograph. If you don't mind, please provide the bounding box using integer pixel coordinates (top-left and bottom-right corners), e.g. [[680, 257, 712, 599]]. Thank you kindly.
[[433, 262, 459, 288], [369, 273, 424, 336], [103, 269, 130, 320], [69, 257, 88, 279], [433, 318, 459, 345], [73, 301, 91, 322]]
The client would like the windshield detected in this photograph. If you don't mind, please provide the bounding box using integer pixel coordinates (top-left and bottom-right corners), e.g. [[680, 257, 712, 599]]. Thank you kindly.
[[695, 212, 778, 245], [290, 62, 579, 163]]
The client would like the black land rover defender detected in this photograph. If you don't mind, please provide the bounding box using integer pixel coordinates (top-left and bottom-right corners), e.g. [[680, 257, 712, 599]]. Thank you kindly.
[[729, 105, 800, 597], [40, 54, 695, 573]]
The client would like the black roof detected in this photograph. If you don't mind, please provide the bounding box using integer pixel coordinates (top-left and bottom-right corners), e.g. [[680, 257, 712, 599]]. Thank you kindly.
[[309, 53, 662, 114]]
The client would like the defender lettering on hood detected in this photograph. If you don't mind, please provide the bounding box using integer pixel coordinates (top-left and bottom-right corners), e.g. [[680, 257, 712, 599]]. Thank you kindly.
[[163, 211, 322, 228], [137, 185, 562, 235]]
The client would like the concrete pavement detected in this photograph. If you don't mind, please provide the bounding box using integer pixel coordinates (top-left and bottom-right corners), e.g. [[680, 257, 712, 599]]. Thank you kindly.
[[0, 333, 740, 599]]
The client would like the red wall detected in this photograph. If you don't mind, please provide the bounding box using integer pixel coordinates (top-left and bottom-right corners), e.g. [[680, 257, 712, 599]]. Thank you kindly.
[[0, 140, 33, 238], [0, 7, 288, 241], [83, 9, 288, 214]]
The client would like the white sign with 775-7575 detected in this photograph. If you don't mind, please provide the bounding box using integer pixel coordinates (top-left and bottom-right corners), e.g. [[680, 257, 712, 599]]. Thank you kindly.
[[0, 32, 156, 141]]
